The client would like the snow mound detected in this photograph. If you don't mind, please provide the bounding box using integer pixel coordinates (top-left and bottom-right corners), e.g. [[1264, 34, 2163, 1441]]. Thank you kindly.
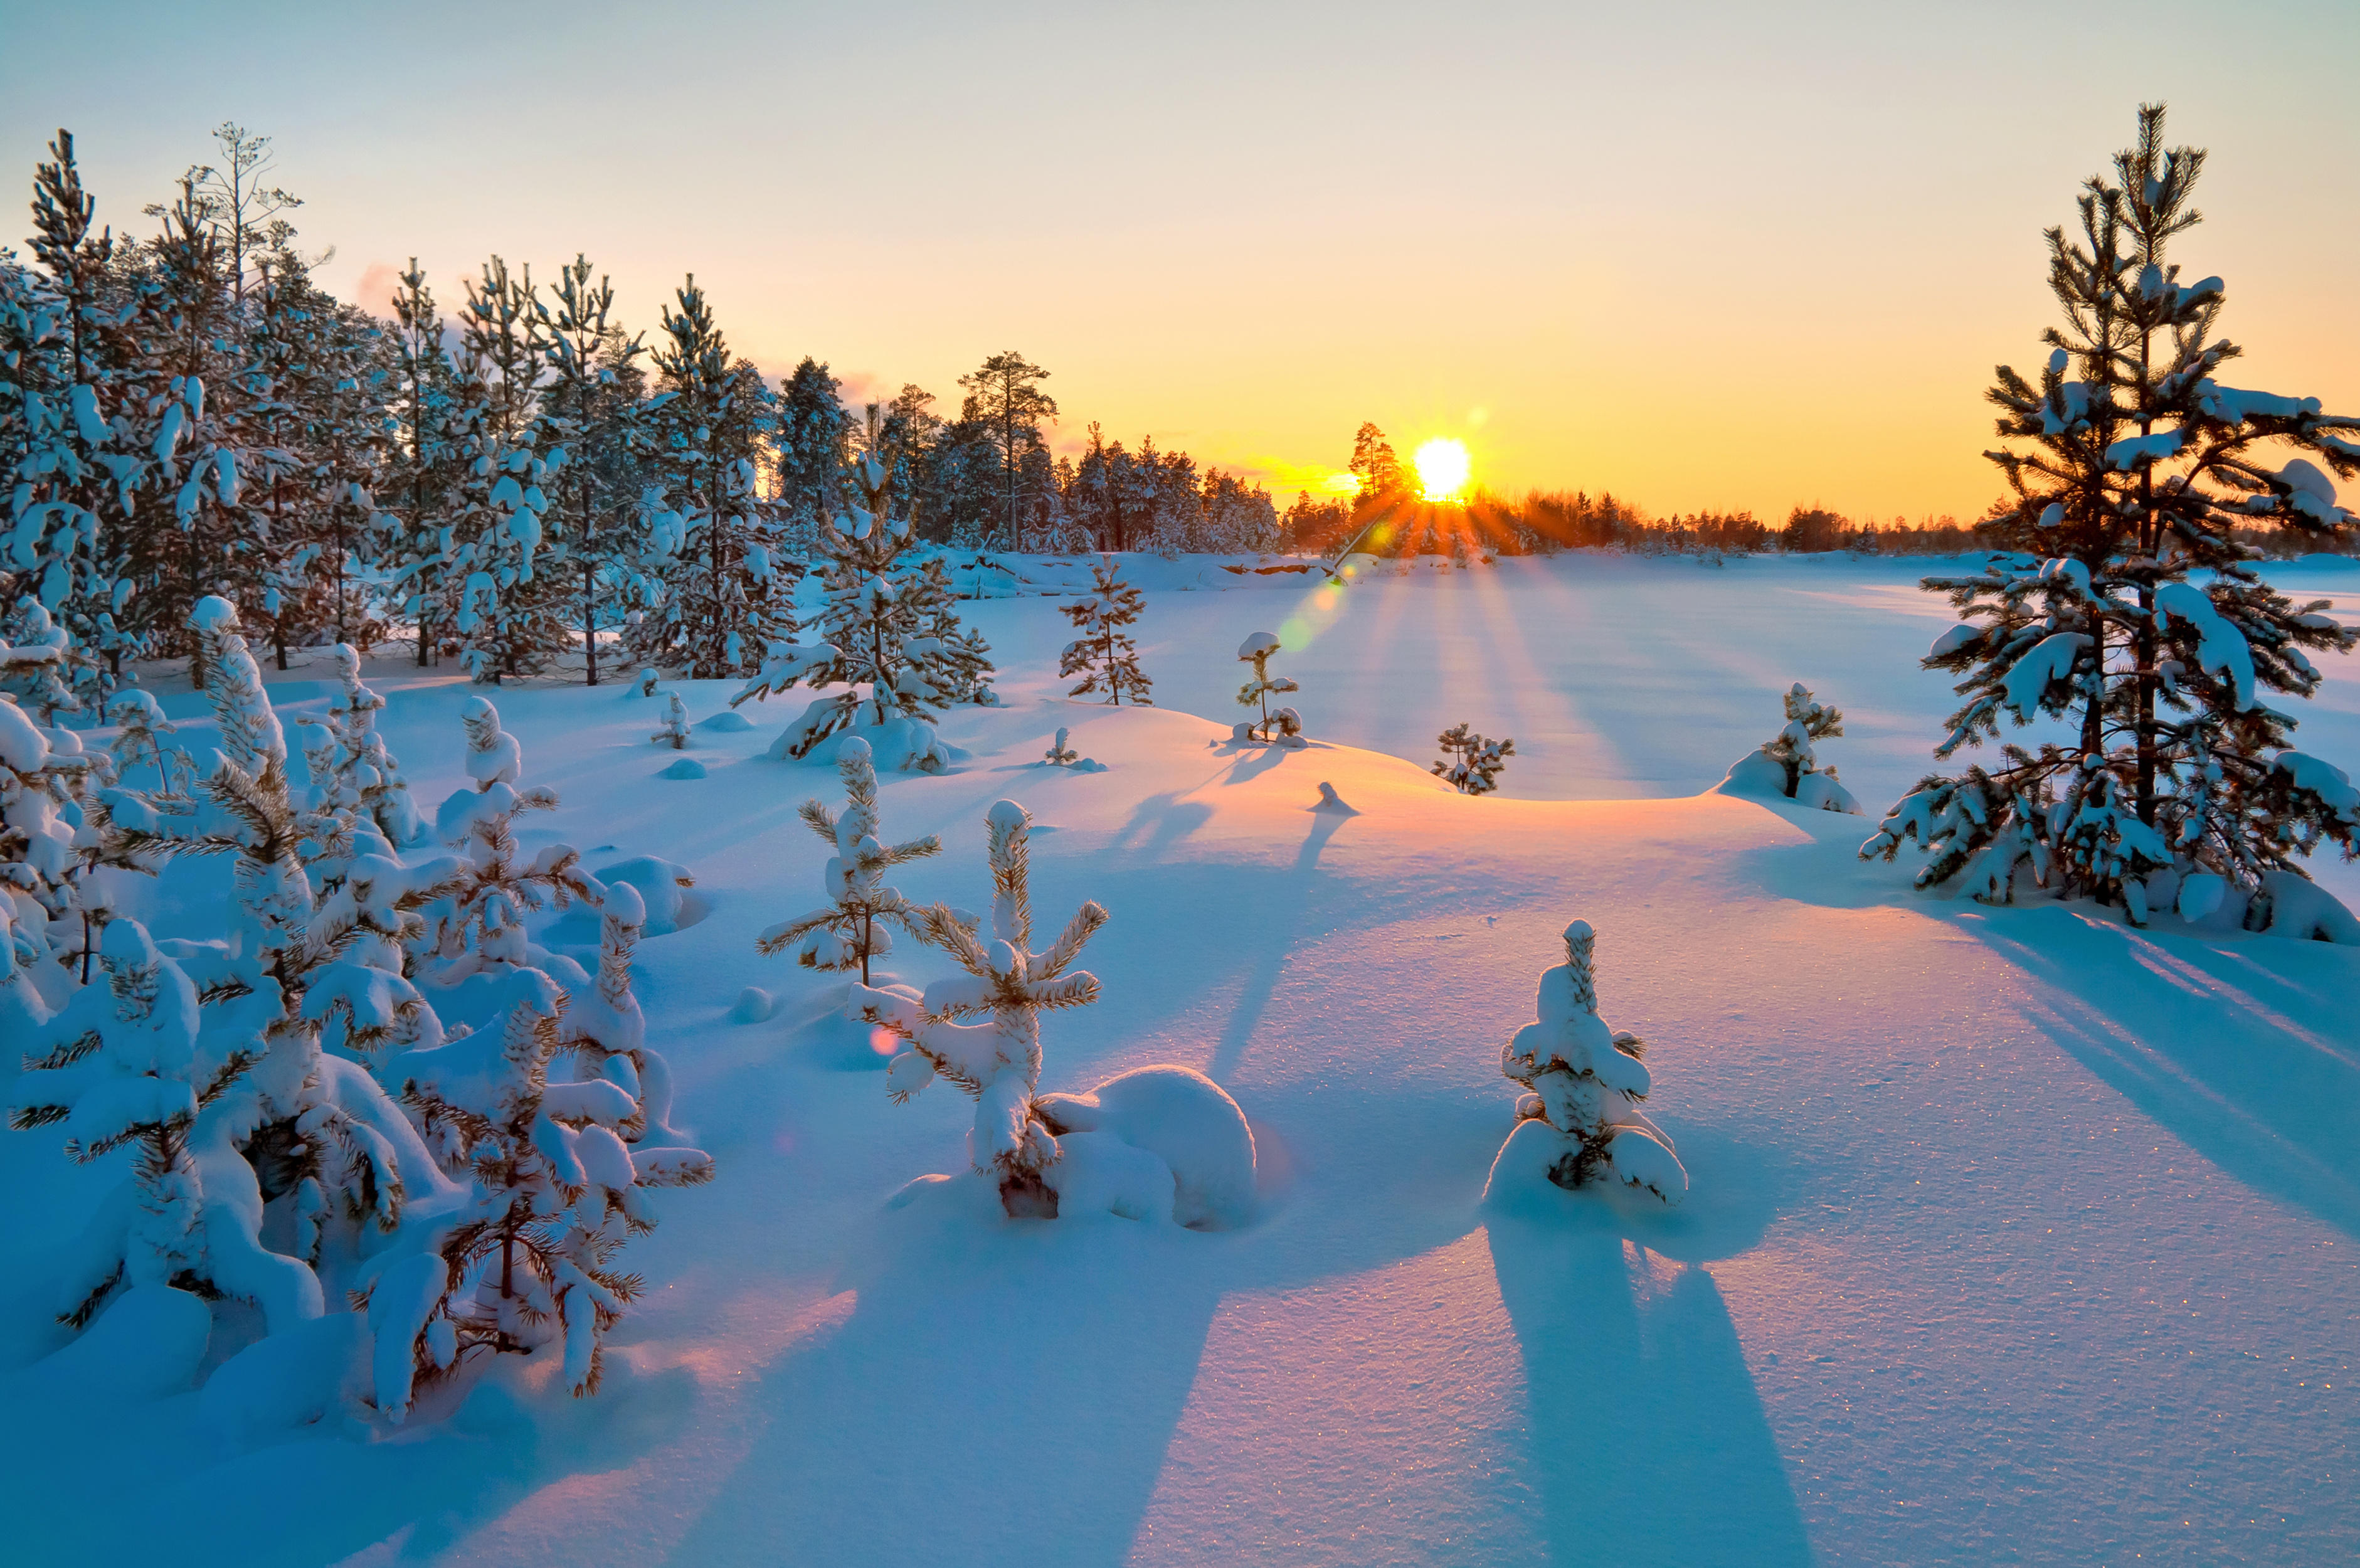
[[199, 1312, 370, 1445], [20, 1285, 210, 1405], [660, 756, 707, 780], [1036, 1065, 1259, 1230], [698, 710, 754, 733], [594, 856, 698, 935], [731, 986, 776, 1024]]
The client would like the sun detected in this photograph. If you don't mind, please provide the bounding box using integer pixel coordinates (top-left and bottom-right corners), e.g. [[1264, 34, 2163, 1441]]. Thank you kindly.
[[1413, 438, 1471, 502]]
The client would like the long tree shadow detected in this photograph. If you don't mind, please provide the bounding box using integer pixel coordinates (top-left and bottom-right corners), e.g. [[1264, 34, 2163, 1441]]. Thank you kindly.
[[1489, 1213, 1814, 1566], [1209, 811, 1353, 1078]]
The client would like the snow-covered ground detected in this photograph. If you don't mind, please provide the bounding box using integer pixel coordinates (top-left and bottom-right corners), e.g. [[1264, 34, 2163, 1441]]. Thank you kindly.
[[4, 553, 2357, 1567]]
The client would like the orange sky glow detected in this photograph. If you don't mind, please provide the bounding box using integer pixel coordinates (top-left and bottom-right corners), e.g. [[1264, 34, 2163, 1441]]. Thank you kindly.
[[8, 1, 2355, 525]]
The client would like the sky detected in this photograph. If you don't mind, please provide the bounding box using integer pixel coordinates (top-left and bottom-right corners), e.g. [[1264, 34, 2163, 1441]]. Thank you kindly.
[[4, 0, 2356, 522]]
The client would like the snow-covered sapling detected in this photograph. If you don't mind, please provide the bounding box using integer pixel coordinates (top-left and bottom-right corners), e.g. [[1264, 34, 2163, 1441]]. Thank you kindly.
[[1718, 682, 1861, 813], [757, 735, 942, 987], [652, 691, 690, 750], [105, 688, 181, 794], [1058, 558, 1153, 706], [1234, 631, 1303, 746], [636, 667, 659, 697], [1434, 723, 1515, 795], [1044, 728, 1081, 766], [317, 644, 425, 847], [378, 967, 712, 1416], [857, 798, 1108, 1217], [9, 918, 292, 1328], [1484, 920, 1686, 1206], [560, 882, 685, 1143]]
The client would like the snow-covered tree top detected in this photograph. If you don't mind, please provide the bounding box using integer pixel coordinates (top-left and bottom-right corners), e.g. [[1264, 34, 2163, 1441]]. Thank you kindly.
[[1237, 631, 1280, 659]]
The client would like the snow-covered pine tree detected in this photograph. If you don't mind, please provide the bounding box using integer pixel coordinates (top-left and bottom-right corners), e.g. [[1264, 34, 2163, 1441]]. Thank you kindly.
[[1234, 630, 1302, 745], [857, 798, 1106, 1217], [0, 692, 87, 980], [536, 255, 647, 686], [1434, 723, 1513, 794], [447, 258, 567, 683], [775, 354, 847, 553], [1058, 557, 1153, 706], [1862, 106, 2360, 926], [103, 686, 181, 795], [559, 881, 685, 1143], [378, 965, 711, 1414], [1044, 727, 1079, 766], [418, 696, 601, 983], [6, 916, 274, 1324], [70, 599, 454, 1313], [756, 734, 942, 986], [630, 277, 794, 678], [911, 555, 998, 706], [738, 453, 950, 770], [1484, 919, 1686, 1206], [652, 690, 689, 749], [1, 598, 84, 723], [1718, 682, 1860, 813], [305, 642, 424, 849], [8, 131, 146, 684], [382, 260, 459, 667], [124, 179, 250, 682]]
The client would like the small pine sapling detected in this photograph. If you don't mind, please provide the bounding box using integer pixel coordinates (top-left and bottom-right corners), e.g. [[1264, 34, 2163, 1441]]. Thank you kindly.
[[1484, 920, 1686, 1206], [1718, 682, 1862, 813], [1044, 728, 1080, 766], [1057, 558, 1153, 706], [104, 689, 182, 795], [419, 702, 600, 982], [7, 918, 277, 1326], [757, 736, 941, 987], [319, 644, 425, 847], [1233, 630, 1303, 746], [376, 967, 712, 1418], [857, 798, 1107, 1217], [560, 882, 684, 1143], [652, 691, 690, 749], [1434, 723, 1515, 795], [636, 667, 659, 698]]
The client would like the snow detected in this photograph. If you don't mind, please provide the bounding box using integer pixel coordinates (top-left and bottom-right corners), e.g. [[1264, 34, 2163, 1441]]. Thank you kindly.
[[4, 553, 2360, 1564]]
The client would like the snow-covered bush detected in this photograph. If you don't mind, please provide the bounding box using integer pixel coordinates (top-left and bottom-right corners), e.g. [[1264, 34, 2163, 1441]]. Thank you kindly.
[[1234, 630, 1303, 746], [857, 798, 1109, 1217], [105, 689, 183, 795], [1483, 920, 1686, 1207], [0, 692, 87, 959], [1058, 558, 1153, 706], [1034, 1066, 1257, 1229], [2, 598, 83, 723], [652, 691, 689, 750], [1434, 723, 1514, 795], [376, 967, 712, 1416], [1718, 682, 1861, 813], [635, 667, 659, 697], [757, 735, 941, 987]]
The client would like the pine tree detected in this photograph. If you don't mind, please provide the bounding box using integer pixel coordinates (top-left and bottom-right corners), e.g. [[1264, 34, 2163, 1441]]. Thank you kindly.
[[1434, 723, 1513, 794], [775, 355, 847, 546], [630, 277, 794, 677], [1058, 558, 1153, 706], [559, 881, 686, 1143], [652, 690, 689, 749], [1485, 921, 1686, 1205], [380, 965, 711, 1414], [756, 735, 943, 986], [1720, 683, 1860, 813], [124, 179, 251, 679], [536, 255, 647, 686], [911, 556, 997, 705], [958, 350, 1057, 551], [1862, 106, 2360, 924], [9, 132, 146, 677], [383, 260, 458, 667], [740, 455, 949, 769], [447, 257, 566, 682], [857, 798, 1106, 1217], [1234, 630, 1302, 745]]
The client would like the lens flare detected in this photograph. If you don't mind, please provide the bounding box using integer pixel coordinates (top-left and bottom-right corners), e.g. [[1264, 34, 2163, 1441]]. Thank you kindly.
[[1414, 438, 1471, 502]]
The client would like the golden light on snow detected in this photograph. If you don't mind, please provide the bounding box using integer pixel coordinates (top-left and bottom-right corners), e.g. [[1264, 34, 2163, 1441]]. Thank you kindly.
[[1414, 438, 1471, 502]]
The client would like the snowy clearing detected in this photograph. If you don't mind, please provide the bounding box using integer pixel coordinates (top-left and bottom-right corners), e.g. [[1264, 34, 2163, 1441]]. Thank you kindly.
[[4, 553, 2358, 1567]]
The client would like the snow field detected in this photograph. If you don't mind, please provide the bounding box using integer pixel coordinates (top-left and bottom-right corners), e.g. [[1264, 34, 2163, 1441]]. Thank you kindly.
[[1, 552, 2356, 1566]]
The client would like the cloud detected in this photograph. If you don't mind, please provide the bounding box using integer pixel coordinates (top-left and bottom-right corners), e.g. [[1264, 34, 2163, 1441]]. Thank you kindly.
[[352, 261, 403, 319]]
